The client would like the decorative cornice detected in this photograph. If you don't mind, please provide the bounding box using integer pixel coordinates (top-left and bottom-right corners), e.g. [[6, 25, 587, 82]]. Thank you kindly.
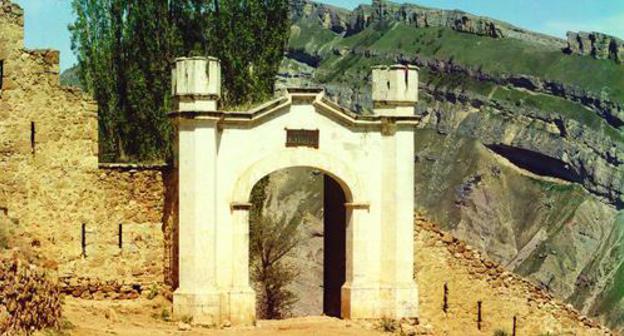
[[168, 89, 421, 128]]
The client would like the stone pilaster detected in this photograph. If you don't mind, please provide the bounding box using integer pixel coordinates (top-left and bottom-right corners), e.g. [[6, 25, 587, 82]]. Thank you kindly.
[[173, 118, 222, 325]]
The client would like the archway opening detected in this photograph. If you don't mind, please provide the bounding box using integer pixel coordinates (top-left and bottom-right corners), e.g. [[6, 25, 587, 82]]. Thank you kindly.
[[248, 167, 348, 319]]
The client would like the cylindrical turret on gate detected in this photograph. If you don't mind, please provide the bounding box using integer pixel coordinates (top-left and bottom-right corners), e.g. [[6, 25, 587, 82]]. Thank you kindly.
[[171, 56, 221, 112]]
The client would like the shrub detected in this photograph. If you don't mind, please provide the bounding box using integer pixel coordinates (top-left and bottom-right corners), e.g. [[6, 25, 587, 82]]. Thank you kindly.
[[377, 317, 399, 333], [252, 258, 298, 319], [249, 177, 301, 319], [493, 330, 510, 336], [250, 212, 300, 319], [146, 283, 159, 300], [181, 315, 193, 324]]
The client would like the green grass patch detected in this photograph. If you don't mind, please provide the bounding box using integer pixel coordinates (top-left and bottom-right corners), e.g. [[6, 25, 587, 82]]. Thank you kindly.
[[423, 69, 497, 97], [493, 87, 623, 141], [339, 23, 393, 50], [290, 20, 624, 135], [323, 23, 624, 105], [289, 20, 340, 53]]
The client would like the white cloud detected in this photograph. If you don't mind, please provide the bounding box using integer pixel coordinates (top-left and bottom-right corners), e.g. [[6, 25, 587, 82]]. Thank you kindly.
[[542, 13, 624, 40]]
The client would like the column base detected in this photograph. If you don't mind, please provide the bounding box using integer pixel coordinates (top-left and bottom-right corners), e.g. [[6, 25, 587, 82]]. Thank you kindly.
[[173, 288, 256, 327], [341, 282, 419, 319], [341, 283, 381, 319], [379, 282, 419, 318], [225, 287, 256, 326], [173, 289, 222, 327]]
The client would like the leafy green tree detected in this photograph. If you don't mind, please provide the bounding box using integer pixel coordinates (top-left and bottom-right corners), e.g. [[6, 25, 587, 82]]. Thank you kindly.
[[70, 0, 121, 161], [70, 0, 289, 162]]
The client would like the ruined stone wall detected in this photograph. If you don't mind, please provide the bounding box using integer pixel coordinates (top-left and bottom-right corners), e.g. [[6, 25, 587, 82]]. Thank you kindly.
[[0, 1, 176, 297], [415, 216, 609, 335]]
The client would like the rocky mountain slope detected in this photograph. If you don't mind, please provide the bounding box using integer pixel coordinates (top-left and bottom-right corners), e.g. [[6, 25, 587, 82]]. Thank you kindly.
[[277, 0, 624, 331], [248, 170, 612, 334]]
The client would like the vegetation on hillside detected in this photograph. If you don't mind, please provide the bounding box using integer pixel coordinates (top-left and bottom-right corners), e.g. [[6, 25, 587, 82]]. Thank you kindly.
[[70, 0, 289, 162], [59, 64, 82, 88], [302, 22, 624, 106]]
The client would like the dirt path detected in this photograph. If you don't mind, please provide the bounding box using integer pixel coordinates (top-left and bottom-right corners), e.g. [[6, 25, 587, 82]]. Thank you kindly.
[[61, 297, 388, 336]]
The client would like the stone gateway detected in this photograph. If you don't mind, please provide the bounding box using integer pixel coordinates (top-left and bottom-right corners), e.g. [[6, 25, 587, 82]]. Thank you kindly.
[[169, 57, 421, 326]]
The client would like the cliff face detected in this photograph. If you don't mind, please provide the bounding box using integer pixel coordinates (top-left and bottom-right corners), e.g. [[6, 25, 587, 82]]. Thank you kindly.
[[567, 31, 624, 63], [412, 130, 623, 326], [289, 0, 565, 45], [285, 0, 624, 206], [344, 0, 508, 39], [280, 0, 624, 331]]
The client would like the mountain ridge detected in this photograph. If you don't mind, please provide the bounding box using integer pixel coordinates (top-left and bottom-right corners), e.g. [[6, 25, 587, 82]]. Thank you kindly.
[[282, 0, 624, 208], [290, 0, 568, 45]]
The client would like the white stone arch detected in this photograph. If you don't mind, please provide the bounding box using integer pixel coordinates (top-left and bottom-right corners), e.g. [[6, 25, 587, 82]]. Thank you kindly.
[[231, 148, 363, 204], [170, 57, 420, 326]]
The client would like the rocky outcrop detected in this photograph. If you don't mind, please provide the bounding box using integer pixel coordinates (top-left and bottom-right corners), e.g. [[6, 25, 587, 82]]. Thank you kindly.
[[411, 130, 624, 332], [566, 31, 624, 63], [289, 0, 565, 47], [417, 86, 624, 208], [320, 46, 624, 128], [289, 0, 350, 34], [282, 38, 624, 207], [347, 1, 505, 38]]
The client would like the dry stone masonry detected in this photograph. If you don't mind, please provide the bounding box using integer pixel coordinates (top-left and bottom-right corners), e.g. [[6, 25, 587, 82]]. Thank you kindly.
[[414, 215, 611, 335], [0, 0, 177, 298]]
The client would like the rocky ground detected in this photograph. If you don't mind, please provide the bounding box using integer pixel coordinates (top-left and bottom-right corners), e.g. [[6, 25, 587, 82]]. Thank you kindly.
[[53, 297, 389, 336], [34, 215, 609, 336]]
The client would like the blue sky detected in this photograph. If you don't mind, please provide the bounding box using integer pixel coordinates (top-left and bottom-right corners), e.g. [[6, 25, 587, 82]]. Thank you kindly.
[[13, 0, 624, 72]]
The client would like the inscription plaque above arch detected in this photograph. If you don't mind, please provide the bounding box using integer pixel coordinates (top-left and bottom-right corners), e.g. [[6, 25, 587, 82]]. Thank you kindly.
[[285, 128, 319, 149]]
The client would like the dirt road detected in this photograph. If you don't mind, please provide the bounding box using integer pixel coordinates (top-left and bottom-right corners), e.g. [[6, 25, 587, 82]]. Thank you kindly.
[[60, 297, 388, 336]]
